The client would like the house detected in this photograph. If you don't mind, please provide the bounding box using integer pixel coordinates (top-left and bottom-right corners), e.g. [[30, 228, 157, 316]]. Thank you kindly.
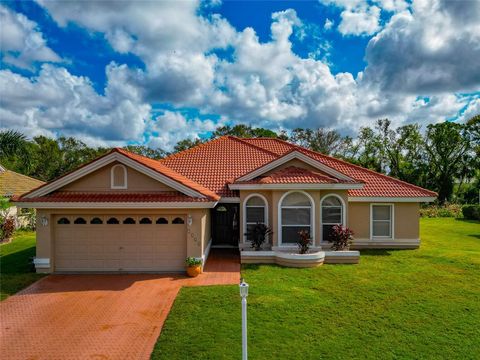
[[13, 136, 437, 273], [0, 164, 45, 227]]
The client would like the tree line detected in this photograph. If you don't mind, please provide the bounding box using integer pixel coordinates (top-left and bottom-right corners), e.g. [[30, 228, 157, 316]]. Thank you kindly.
[[1, 115, 478, 204]]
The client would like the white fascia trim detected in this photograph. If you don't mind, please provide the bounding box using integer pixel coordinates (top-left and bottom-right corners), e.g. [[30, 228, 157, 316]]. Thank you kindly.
[[219, 197, 240, 203], [33, 257, 50, 268], [236, 151, 354, 182], [229, 183, 363, 190], [25, 152, 206, 199], [348, 196, 436, 202], [15, 201, 218, 209]]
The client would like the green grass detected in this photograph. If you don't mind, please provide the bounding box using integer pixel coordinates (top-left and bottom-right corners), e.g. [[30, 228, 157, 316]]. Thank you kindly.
[[0, 231, 45, 300], [152, 218, 480, 359]]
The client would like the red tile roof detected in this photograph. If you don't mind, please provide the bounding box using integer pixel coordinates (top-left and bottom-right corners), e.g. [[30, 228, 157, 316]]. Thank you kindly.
[[241, 138, 437, 198], [15, 135, 437, 203], [160, 136, 279, 197], [235, 166, 359, 184], [13, 192, 212, 203]]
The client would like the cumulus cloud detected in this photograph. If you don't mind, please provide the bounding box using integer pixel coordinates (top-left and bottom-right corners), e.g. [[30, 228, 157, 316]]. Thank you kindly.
[[35, 0, 236, 104], [147, 111, 220, 150], [1, 1, 478, 149], [364, 0, 480, 93], [0, 5, 61, 70], [324, 18, 334, 30], [320, 0, 382, 36], [0, 63, 150, 145]]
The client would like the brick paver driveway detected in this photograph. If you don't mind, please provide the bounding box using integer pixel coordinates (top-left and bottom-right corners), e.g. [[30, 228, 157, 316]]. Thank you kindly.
[[0, 249, 240, 360]]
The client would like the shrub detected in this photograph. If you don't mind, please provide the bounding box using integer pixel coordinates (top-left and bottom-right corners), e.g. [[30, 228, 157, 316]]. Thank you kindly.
[[297, 230, 311, 254], [245, 223, 273, 251], [462, 205, 480, 220], [420, 204, 463, 218], [185, 257, 202, 267], [330, 225, 354, 251], [0, 216, 15, 242]]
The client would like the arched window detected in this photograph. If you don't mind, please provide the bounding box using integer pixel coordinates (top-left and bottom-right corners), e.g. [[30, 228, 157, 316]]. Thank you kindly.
[[90, 217, 103, 224], [111, 164, 127, 189], [139, 217, 152, 224], [57, 217, 70, 224], [279, 191, 313, 245], [123, 217, 136, 224], [74, 217, 87, 224], [156, 217, 168, 224], [172, 217, 185, 224], [321, 195, 344, 242], [244, 195, 268, 242], [107, 217, 120, 224]]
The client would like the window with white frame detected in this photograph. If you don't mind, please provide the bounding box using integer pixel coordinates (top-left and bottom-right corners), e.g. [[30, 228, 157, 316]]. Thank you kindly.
[[245, 196, 267, 241], [371, 204, 393, 238], [111, 164, 127, 189], [280, 192, 312, 244], [321, 195, 343, 242]]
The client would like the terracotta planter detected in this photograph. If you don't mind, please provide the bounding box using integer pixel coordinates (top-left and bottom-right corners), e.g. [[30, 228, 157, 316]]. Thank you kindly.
[[186, 265, 202, 277]]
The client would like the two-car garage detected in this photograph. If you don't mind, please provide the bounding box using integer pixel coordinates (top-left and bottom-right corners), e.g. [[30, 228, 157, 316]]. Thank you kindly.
[[53, 214, 187, 272]]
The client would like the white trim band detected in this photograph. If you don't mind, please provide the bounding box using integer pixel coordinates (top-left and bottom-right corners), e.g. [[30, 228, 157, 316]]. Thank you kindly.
[[348, 196, 436, 202], [33, 258, 50, 269], [15, 201, 218, 209], [230, 183, 363, 190]]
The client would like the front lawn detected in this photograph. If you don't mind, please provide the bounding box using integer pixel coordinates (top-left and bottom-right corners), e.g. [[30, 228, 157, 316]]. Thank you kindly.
[[0, 231, 45, 300], [153, 218, 480, 359]]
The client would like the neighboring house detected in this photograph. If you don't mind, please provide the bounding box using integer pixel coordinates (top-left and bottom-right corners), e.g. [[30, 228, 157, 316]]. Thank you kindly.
[[13, 136, 437, 273], [0, 164, 45, 227]]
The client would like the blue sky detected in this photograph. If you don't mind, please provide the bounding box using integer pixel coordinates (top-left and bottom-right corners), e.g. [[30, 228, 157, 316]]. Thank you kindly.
[[1, 0, 479, 149]]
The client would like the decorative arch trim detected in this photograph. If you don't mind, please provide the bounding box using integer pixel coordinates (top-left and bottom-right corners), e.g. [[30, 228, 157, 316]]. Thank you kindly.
[[243, 193, 269, 243], [277, 190, 315, 246]]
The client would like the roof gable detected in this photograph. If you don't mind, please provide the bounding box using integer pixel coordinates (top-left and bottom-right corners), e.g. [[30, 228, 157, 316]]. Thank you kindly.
[[235, 150, 355, 183], [21, 149, 219, 200]]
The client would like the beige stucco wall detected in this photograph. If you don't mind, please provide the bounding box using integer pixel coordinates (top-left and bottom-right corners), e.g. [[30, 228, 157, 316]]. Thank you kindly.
[[35, 208, 210, 273], [62, 161, 175, 192], [348, 202, 420, 240]]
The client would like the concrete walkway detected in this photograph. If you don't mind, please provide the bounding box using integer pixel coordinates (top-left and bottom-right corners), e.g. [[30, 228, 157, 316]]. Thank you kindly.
[[0, 249, 240, 360]]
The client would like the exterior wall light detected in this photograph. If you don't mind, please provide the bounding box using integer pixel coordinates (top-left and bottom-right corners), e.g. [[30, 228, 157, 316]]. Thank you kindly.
[[41, 216, 48, 226], [187, 214, 193, 226]]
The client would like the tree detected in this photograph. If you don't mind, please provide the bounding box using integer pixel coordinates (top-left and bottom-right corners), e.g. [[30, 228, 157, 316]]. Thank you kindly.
[[289, 128, 347, 155], [424, 122, 475, 204], [212, 124, 279, 139], [173, 138, 204, 153], [0, 130, 27, 158], [124, 145, 166, 159]]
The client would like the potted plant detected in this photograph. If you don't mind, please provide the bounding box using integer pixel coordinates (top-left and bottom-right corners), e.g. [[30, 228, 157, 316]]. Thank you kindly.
[[185, 257, 202, 277], [330, 225, 354, 251], [297, 230, 312, 254], [244, 223, 273, 251]]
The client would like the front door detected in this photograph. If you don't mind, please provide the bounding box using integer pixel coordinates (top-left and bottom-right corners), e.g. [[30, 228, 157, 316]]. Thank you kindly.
[[212, 204, 239, 246]]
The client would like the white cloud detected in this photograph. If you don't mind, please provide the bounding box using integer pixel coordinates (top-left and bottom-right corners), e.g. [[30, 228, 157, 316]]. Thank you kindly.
[[0, 5, 61, 70], [324, 18, 334, 30], [0, 0, 477, 150], [338, 5, 381, 36], [147, 111, 220, 150], [364, 0, 480, 93], [320, 0, 382, 36], [0, 64, 151, 145]]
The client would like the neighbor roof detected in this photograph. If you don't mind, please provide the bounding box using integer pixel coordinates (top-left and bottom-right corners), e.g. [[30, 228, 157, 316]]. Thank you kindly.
[[0, 168, 45, 198]]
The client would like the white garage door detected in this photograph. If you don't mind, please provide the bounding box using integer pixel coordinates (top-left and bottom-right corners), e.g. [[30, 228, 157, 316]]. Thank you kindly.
[[54, 214, 187, 272]]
